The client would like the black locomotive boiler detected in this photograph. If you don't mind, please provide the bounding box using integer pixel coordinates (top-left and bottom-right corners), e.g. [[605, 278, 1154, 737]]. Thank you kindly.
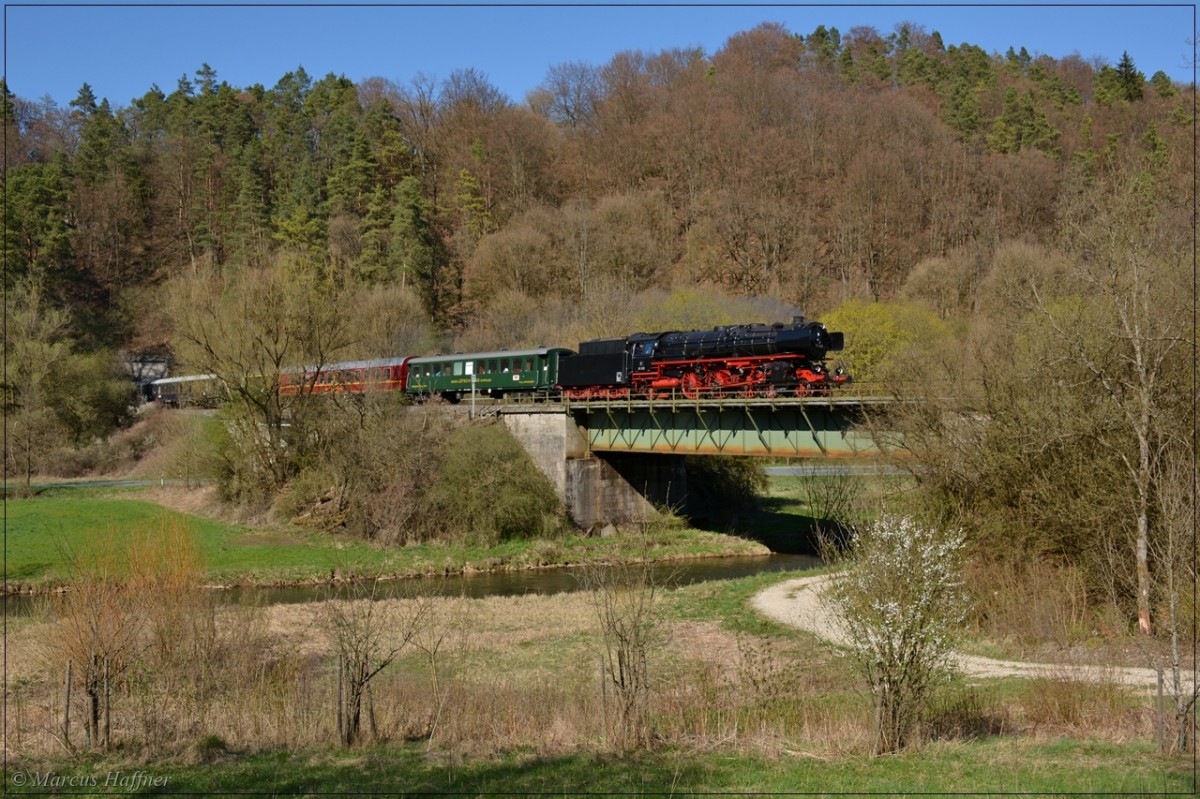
[[558, 316, 848, 400]]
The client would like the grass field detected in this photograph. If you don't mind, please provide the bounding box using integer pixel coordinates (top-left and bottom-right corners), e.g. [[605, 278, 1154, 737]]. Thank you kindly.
[[4, 491, 768, 591], [5, 554, 1192, 795], [6, 737, 1190, 795]]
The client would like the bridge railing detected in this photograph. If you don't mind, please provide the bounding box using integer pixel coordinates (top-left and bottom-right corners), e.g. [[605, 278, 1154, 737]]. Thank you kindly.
[[559, 381, 897, 412]]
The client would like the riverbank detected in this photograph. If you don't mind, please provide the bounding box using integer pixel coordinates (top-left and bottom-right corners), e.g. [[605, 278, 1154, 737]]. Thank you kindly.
[[4, 488, 770, 595]]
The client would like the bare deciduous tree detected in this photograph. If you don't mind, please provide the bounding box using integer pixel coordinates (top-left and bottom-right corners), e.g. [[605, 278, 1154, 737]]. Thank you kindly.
[[1149, 447, 1198, 752], [168, 257, 355, 499], [581, 544, 663, 751], [1034, 171, 1190, 635], [46, 533, 146, 751], [327, 582, 434, 747]]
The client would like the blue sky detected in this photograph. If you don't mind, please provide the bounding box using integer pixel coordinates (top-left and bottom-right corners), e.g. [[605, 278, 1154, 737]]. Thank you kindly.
[[4, 4, 1195, 109]]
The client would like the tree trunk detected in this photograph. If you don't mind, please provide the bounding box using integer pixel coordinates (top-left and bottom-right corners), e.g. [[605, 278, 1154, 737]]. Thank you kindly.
[[1136, 431, 1152, 636]]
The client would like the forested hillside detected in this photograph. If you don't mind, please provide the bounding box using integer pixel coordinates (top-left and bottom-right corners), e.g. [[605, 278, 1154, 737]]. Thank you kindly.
[[5, 23, 1189, 352]]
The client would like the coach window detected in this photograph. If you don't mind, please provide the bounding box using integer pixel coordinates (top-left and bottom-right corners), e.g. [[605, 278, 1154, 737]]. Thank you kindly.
[[524, 358, 534, 372]]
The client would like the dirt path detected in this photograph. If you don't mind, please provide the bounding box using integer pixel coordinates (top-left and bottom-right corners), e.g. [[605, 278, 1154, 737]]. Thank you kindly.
[[752, 574, 1178, 689]]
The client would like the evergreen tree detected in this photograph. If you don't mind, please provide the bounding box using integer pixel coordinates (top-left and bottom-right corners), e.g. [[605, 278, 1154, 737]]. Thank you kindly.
[[805, 25, 841, 67], [1071, 115, 1098, 182], [361, 99, 413, 189], [986, 88, 1059, 156], [69, 83, 97, 116], [1116, 51, 1145, 101], [195, 63, 218, 96], [837, 46, 858, 83], [230, 139, 271, 267], [354, 185, 393, 282], [388, 176, 446, 315], [897, 47, 943, 90], [326, 130, 377, 218], [3, 160, 74, 291], [1141, 122, 1169, 173], [1092, 65, 1124, 106], [943, 78, 983, 139], [1149, 70, 1176, 98]]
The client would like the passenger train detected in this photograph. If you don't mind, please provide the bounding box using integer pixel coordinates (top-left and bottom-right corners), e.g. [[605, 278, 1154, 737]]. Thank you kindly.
[[148, 316, 848, 406]]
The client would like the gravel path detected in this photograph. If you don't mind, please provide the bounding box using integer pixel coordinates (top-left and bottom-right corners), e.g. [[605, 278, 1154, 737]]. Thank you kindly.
[[752, 574, 1178, 689]]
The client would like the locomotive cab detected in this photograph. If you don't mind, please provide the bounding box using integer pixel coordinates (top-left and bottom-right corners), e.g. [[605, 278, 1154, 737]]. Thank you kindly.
[[629, 334, 668, 373]]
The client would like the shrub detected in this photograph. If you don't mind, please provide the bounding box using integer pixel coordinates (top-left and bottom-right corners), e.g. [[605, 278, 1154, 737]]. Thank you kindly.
[[824, 515, 971, 755], [415, 421, 564, 545]]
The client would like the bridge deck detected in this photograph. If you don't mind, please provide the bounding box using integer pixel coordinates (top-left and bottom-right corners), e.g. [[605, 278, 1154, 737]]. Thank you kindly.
[[476, 395, 888, 458]]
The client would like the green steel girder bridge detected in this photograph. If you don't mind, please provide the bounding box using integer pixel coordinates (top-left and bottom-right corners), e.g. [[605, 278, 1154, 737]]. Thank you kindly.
[[490, 395, 893, 458]]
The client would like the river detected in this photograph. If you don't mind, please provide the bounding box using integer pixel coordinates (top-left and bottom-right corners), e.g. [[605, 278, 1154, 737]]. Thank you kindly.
[[4, 553, 820, 617]]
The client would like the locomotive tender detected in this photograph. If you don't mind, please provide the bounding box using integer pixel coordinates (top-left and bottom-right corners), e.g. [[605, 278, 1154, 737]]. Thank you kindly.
[[149, 316, 847, 405]]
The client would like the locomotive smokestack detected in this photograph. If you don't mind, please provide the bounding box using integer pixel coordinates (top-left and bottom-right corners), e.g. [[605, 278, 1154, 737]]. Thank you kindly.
[[793, 315, 805, 326]]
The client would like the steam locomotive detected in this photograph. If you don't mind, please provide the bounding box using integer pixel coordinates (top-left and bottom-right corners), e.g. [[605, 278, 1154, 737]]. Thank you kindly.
[[149, 316, 847, 405], [559, 316, 848, 400]]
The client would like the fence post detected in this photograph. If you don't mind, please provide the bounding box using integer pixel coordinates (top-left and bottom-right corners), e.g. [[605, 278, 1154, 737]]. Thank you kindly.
[[103, 657, 111, 750], [336, 655, 344, 745], [62, 660, 72, 748]]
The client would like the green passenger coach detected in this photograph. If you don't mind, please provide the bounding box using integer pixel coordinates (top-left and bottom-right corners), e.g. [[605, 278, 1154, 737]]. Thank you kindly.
[[405, 347, 575, 403]]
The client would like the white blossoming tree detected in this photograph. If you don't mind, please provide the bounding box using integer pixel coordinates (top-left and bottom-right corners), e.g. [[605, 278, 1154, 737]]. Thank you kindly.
[[824, 515, 970, 755]]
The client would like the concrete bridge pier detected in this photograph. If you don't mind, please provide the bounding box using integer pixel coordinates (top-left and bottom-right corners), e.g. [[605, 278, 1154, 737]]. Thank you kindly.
[[502, 412, 683, 530]]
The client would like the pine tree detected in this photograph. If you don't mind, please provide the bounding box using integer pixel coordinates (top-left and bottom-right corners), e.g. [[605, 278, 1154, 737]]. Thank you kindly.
[[1116, 51, 1145, 101], [1141, 122, 1168, 173], [1092, 65, 1124, 107], [326, 130, 377, 218], [1, 78, 16, 124], [389, 176, 443, 310], [1149, 70, 1176, 98], [4, 160, 74, 291], [69, 83, 97, 116], [943, 78, 982, 139]]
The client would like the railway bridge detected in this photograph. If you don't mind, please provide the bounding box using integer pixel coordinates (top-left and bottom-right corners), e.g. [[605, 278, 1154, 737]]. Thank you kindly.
[[485, 394, 892, 529]]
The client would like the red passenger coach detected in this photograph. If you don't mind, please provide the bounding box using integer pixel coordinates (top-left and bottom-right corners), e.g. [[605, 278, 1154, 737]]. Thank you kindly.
[[279, 356, 413, 396]]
